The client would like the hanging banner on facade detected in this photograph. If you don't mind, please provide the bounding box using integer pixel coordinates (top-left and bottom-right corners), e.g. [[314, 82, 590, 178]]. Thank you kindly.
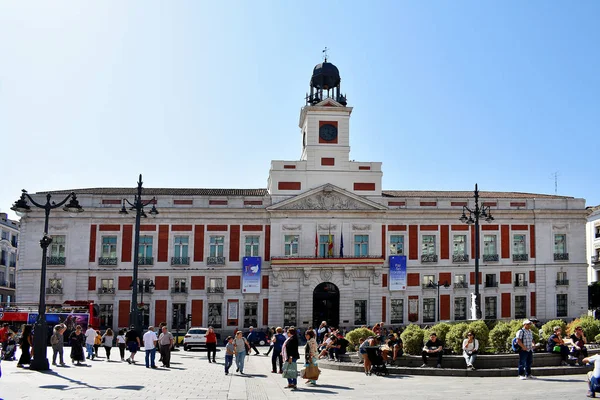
[[242, 256, 262, 293], [389, 255, 407, 291]]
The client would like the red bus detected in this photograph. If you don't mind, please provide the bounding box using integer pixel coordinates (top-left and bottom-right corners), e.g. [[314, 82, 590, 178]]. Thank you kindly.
[[0, 301, 100, 332]]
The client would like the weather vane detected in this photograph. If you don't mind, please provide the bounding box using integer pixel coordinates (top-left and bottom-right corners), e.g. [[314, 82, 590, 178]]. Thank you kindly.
[[322, 47, 329, 62]]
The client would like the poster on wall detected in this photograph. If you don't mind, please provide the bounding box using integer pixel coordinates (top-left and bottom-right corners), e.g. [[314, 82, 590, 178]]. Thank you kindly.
[[389, 255, 407, 290], [242, 256, 262, 293], [228, 302, 238, 320]]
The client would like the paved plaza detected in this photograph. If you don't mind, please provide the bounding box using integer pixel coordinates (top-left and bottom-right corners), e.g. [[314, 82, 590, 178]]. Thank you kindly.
[[0, 346, 593, 399]]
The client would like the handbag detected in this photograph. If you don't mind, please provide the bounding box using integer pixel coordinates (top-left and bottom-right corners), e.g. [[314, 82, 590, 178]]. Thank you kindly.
[[304, 364, 320, 380], [553, 345, 562, 352], [282, 362, 298, 379]]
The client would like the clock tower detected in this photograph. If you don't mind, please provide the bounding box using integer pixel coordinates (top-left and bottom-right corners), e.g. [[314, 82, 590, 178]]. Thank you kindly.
[[268, 58, 382, 197]]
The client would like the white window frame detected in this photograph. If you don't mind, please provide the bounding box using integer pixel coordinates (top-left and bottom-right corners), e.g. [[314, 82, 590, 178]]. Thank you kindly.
[[389, 235, 405, 255], [174, 236, 189, 258], [554, 234, 567, 254], [483, 234, 497, 255], [421, 235, 436, 256], [354, 235, 369, 257], [101, 236, 118, 258], [244, 236, 260, 257], [209, 236, 224, 257], [50, 235, 66, 257], [284, 235, 299, 256], [452, 235, 467, 255], [512, 234, 527, 256]]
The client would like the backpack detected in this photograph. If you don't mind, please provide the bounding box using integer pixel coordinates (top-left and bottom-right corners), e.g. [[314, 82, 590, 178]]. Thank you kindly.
[[50, 333, 60, 345], [511, 329, 524, 353]]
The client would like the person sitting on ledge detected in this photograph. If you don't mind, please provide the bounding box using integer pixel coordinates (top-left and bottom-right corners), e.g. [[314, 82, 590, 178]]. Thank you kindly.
[[570, 325, 588, 365], [421, 332, 443, 368], [382, 333, 403, 364], [462, 331, 479, 370], [547, 326, 570, 366]]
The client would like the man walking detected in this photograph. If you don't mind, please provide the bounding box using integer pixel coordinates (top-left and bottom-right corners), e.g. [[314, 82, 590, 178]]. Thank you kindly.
[[143, 326, 158, 369], [84, 325, 96, 360], [158, 325, 174, 368], [246, 326, 261, 355], [517, 319, 535, 380], [125, 325, 141, 364]]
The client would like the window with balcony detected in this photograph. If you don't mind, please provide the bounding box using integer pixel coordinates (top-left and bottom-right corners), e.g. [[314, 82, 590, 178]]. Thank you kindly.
[[244, 302, 258, 328], [557, 294, 568, 317], [99, 236, 118, 265], [454, 297, 467, 320], [207, 303, 222, 328], [284, 301, 297, 327], [0, 250, 5, 266], [11, 234, 18, 248], [390, 235, 404, 255], [485, 274, 498, 288], [512, 234, 528, 261], [172, 236, 189, 265], [209, 236, 224, 257], [138, 236, 154, 265], [556, 271, 568, 286], [48, 235, 66, 265], [47, 278, 63, 294], [423, 298, 435, 323], [173, 278, 187, 293], [454, 274, 468, 288], [483, 235, 498, 261], [554, 234, 568, 261], [99, 279, 115, 294], [452, 235, 468, 262], [1, 230, 8, 240], [485, 297, 497, 319], [245, 236, 260, 257], [391, 299, 404, 324], [99, 304, 113, 329], [421, 235, 437, 262], [354, 235, 369, 257], [208, 278, 223, 293], [319, 235, 334, 257], [9, 253, 16, 268], [515, 295, 527, 319], [422, 274, 435, 289], [354, 300, 367, 325], [284, 235, 299, 256], [515, 273, 527, 287]]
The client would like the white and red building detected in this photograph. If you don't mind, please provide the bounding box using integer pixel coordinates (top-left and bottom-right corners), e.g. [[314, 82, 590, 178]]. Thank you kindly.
[[15, 61, 588, 333]]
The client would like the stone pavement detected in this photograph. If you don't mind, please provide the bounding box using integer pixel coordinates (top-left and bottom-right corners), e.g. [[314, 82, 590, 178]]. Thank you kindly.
[[0, 346, 593, 399]]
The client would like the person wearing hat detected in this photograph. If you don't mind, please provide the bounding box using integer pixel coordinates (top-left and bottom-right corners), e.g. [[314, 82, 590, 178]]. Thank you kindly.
[[516, 319, 535, 380]]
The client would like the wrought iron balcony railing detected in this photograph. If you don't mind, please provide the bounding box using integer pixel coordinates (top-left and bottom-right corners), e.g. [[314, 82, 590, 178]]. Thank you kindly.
[[483, 254, 499, 262], [554, 253, 569, 261], [98, 257, 118, 266], [0, 281, 16, 289], [171, 287, 188, 294], [138, 256, 154, 266], [47, 256, 66, 266], [513, 254, 529, 262], [452, 254, 469, 263], [207, 256, 226, 266], [454, 282, 469, 288], [514, 281, 528, 287], [9, 261, 16, 268], [171, 257, 190, 266], [421, 254, 438, 263], [46, 287, 63, 294], [422, 283, 436, 289], [556, 279, 569, 286], [98, 287, 115, 294], [485, 281, 499, 288], [207, 286, 224, 293]]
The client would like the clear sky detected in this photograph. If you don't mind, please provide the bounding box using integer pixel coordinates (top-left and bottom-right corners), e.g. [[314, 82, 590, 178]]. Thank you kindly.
[[1, 1, 598, 220]]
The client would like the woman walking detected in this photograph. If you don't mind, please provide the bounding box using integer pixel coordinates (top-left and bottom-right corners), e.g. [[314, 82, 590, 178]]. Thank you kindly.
[[69, 325, 86, 365], [116, 329, 126, 361], [304, 330, 319, 385], [233, 331, 249, 374], [94, 330, 102, 358], [51, 323, 67, 366], [102, 328, 114, 361], [282, 327, 300, 389], [206, 326, 217, 363], [16, 324, 33, 368]]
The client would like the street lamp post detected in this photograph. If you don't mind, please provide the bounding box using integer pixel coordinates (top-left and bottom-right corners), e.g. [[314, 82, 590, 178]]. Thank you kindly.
[[428, 280, 450, 322], [119, 174, 158, 334], [459, 183, 494, 320], [11, 190, 84, 371], [130, 279, 155, 329]]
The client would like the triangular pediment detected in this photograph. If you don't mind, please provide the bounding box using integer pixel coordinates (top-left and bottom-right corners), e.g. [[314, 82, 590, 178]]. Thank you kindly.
[[268, 184, 387, 211], [315, 98, 343, 107]]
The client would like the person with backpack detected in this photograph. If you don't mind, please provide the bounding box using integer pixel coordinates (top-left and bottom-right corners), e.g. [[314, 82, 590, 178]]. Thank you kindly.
[[271, 327, 286, 373], [51, 323, 66, 366], [516, 319, 536, 380]]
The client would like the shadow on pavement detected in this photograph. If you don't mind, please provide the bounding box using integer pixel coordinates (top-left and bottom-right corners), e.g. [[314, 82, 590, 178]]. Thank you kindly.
[[239, 373, 268, 378], [313, 384, 354, 390], [294, 388, 336, 394], [534, 377, 585, 383], [39, 370, 145, 392]]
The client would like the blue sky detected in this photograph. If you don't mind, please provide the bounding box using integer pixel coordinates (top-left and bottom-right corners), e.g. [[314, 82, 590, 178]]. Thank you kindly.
[[1, 1, 598, 220]]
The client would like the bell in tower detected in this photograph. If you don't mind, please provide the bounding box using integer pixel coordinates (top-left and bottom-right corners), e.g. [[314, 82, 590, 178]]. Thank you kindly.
[[306, 49, 347, 106]]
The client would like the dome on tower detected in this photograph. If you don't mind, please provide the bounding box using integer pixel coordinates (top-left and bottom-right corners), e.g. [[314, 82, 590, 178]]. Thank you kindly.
[[310, 61, 341, 90]]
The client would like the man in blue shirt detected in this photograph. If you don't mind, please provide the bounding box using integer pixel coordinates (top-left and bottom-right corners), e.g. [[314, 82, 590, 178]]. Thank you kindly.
[[246, 326, 261, 355]]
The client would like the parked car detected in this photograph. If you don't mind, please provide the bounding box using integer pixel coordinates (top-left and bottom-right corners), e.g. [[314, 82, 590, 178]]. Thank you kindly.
[[245, 330, 271, 346], [183, 327, 208, 350]]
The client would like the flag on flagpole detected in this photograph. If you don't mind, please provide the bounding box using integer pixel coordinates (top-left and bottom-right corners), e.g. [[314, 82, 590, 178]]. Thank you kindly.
[[340, 232, 344, 258], [315, 228, 318, 257], [328, 227, 334, 257]]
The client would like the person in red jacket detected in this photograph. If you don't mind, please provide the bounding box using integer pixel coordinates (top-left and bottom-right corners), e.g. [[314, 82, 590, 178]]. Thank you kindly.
[[206, 326, 217, 363]]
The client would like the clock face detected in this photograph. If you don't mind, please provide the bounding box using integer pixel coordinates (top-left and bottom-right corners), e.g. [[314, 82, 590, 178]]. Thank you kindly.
[[319, 124, 338, 141]]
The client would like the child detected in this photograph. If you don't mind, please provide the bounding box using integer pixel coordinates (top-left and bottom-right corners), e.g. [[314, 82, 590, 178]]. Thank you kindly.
[[224, 336, 234, 375]]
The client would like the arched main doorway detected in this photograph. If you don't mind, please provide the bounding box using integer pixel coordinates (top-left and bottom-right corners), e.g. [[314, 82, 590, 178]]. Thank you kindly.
[[312, 282, 340, 328]]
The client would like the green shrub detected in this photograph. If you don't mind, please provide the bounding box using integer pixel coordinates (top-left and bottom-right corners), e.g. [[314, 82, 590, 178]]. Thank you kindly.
[[345, 327, 375, 352], [445, 322, 469, 353], [467, 320, 490, 353], [541, 319, 567, 340], [489, 322, 512, 353], [594, 333, 600, 343], [400, 324, 425, 355], [566, 316, 600, 341], [426, 323, 452, 343]]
